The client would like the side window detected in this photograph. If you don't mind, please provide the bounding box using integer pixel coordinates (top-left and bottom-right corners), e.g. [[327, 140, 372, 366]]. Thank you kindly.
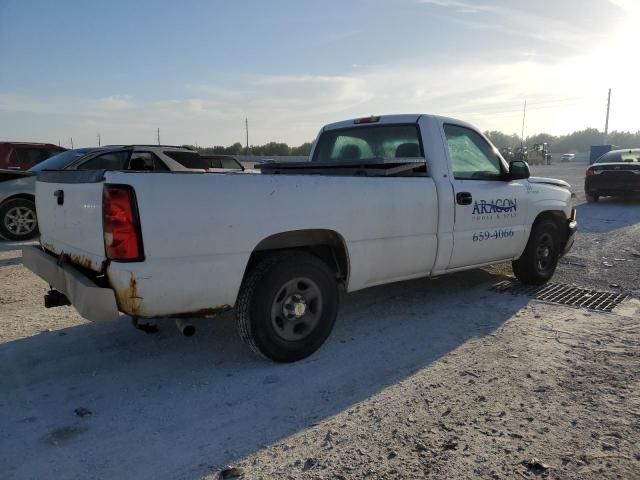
[[77, 151, 130, 170], [444, 125, 503, 180], [128, 152, 168, 171], [9, 148, 46, 166], [220, 158, 242, 169]]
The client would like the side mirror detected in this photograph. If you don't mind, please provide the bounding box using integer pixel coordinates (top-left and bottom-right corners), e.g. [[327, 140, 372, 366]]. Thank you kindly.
[[509, 160, 530, 180]]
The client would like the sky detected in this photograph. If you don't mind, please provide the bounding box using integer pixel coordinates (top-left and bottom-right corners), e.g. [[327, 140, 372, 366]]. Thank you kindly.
[[0, 0, 638, 148]]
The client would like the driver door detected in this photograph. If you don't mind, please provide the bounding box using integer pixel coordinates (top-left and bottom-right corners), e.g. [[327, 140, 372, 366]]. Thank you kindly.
[[444, 124, 527, 269]]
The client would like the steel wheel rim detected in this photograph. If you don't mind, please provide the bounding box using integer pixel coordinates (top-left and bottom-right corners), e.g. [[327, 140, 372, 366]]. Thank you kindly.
[[270, 277, 323, 341], [4, 206, 37, 235], [535, 233, 554, 272]]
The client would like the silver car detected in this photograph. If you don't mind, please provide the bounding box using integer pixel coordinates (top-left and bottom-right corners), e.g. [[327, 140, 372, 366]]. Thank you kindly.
[[0, 145, 226, 241]]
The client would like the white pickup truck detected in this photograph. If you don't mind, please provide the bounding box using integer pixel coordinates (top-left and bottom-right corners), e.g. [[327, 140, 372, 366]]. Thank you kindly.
[[23, 114, 576, 362]]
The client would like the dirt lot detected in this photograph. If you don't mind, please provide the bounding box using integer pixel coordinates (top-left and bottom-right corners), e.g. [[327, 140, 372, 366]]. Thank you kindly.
[[1, 162, 639, 479]]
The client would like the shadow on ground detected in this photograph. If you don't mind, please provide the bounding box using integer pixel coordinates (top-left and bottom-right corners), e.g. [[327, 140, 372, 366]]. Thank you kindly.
[[0, 268, 530, 480]]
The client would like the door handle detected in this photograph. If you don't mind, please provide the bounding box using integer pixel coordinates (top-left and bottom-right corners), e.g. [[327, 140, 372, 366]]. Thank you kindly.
[[456, 192, 472, 205], [54, 190, 64, 205]]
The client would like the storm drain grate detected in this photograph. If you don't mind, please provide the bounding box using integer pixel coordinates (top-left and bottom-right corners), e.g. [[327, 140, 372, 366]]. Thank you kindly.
[[490, 280, 628, 312]]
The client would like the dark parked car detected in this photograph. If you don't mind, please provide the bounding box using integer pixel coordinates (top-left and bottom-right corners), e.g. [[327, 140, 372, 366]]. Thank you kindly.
[[0, 145, 212, 241], [0, 142, 66, 171], [585, 148, 640, 203]]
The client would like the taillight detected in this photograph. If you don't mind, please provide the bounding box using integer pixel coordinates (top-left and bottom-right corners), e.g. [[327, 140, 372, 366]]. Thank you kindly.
[[585, 168, 595, 177], [103, 185, 144, 261]]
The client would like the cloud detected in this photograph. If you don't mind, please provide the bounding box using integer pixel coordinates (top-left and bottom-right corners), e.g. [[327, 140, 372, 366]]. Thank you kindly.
[[418, 0, 494, 14], [95, 95, 133, 111]]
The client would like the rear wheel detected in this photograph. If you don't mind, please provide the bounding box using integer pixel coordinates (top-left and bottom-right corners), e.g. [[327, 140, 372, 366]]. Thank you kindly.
[[512, 219, 561, 285], [236, 251, 339, 362], [0, 198, 39, 241], [586, 192, 599, 203]]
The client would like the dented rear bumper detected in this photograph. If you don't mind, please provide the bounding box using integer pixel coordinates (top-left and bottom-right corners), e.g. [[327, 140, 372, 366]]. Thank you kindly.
[[22, 246, 120, 321]]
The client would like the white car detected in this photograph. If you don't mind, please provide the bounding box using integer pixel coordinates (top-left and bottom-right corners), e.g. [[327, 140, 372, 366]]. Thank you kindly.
[[24, 114, 577, 362], [561, 153, 576, 162]]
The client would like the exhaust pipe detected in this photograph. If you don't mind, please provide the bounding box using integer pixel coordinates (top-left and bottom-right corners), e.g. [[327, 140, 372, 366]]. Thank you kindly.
[[175, 319, 195, 337]]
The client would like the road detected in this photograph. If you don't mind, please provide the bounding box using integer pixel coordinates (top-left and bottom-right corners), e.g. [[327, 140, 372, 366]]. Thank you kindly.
[[528, 161, 640, 296], [0, 163, 639, 479]]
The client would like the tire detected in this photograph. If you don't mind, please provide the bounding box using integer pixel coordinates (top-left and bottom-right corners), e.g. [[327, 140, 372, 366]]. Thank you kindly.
[[0, 198, 39, 241], [236, 251, 339, 362], [512, 219, 561, 285], [586, 193, 599, 203]]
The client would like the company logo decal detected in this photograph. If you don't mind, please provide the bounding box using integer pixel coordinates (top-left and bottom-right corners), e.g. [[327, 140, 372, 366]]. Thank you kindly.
[[471, 198, 517, 220]]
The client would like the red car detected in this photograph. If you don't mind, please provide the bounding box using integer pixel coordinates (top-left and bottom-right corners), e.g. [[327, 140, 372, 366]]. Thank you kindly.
[[0, 142, 66, 171]]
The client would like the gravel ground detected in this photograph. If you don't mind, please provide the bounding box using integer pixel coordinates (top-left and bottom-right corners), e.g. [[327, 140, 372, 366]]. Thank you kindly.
[[1, 161, 639, 480]]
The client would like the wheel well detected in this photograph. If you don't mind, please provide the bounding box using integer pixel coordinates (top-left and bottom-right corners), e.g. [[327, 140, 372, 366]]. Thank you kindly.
[[532, 210, 568, 245], [1, 193, 35, 208], [533, 210, 565, 228], [245, 229, 350, 285]]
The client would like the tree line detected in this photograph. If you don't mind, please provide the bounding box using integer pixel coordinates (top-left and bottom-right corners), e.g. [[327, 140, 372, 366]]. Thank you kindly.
[[184, 127, 640, 157], [484, 128, 640, 153], [183, 141, 313, 157]]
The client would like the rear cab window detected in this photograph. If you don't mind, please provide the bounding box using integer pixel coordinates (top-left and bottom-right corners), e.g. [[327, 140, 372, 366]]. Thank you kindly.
[[312, 125, 423, 163]]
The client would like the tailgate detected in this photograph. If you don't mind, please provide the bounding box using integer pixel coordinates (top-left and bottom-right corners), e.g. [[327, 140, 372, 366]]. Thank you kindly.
[[36, 170, 107, 272]]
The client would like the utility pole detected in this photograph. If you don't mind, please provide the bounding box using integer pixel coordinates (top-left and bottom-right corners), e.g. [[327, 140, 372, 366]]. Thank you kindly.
[[157, 128, 161, 146], [245, 118, 249, 154], [520, 99, 527, 149], [97, 133, 101, 146], [604, 88, 611, 144]]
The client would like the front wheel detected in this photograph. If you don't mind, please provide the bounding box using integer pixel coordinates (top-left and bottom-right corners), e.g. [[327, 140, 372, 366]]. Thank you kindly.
[[0, 198, 39, 241], [236, 251, 339, 362], [512, 220, 561, 285]]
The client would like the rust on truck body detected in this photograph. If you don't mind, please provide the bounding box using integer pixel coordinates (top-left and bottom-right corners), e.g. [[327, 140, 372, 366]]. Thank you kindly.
[[109, 270, 231, 319]]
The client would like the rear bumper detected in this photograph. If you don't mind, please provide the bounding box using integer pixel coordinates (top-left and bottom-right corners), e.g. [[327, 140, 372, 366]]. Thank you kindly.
[[22, 246, 120, 321], [585, 175, 640, 196], [561, 209, 577, 257]]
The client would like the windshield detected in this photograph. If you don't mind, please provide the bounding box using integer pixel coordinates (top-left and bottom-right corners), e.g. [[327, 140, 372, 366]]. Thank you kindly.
[[28, 149, 87, 171]]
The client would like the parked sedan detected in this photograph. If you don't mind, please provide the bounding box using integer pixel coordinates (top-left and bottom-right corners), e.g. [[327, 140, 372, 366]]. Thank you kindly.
[[0, 145, 206, 241], [584, 148, 640, 203]]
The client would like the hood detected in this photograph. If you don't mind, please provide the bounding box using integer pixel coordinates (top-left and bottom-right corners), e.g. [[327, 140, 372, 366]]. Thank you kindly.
[[0, 169, 35, 183], [528, 176, 571, 189]]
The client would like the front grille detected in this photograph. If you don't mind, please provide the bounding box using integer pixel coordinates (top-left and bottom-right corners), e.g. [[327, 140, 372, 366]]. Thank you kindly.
[[491, 280, 628, 312]]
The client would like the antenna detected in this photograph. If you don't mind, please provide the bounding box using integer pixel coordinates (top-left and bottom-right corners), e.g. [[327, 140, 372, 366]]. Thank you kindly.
[[520, 100, 527, 148], [97, 133, 101, 146], [604, 88, 611, 144], [157, 127, 161, 146], [70, 137, 74, 149]]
